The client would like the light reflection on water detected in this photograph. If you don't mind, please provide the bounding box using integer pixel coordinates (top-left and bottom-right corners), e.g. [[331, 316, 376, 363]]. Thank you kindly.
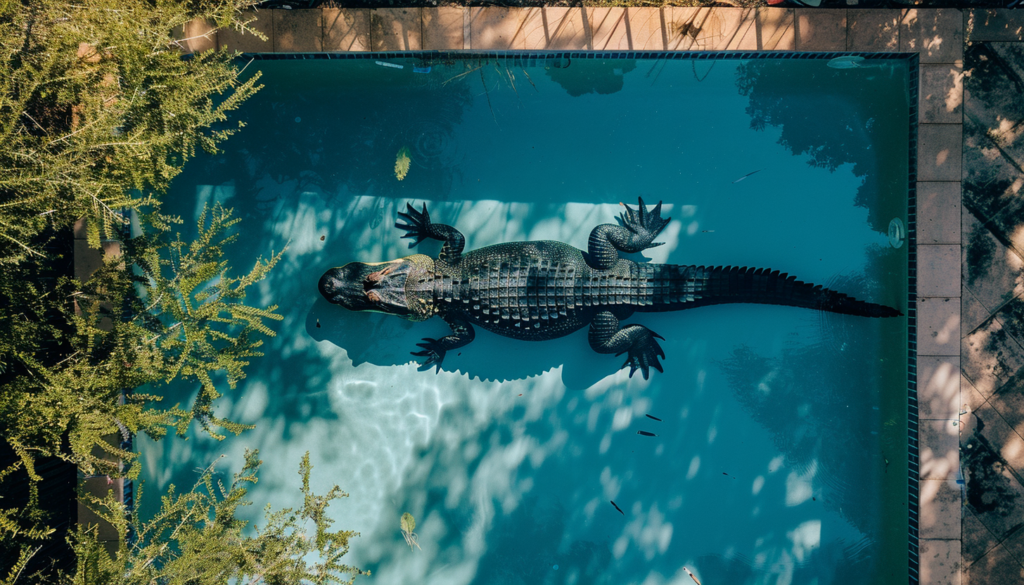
[[137, 56, 909, 584]]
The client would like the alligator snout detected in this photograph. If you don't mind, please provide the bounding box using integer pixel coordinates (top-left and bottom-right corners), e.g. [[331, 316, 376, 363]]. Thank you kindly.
[[318, 256, 433, 319]]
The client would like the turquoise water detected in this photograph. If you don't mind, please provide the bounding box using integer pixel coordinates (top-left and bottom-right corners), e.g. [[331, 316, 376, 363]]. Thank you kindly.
[[138, 55, 910, 584]]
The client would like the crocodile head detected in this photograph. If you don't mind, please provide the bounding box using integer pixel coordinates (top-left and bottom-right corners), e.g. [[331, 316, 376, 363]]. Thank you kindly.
[[319, 254, 435, 321]]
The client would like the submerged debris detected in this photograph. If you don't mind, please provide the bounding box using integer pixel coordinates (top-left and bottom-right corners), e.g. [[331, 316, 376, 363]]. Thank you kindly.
[[610, 501, 624, 515], [637, 431, 657, 437], [400, 512, 420, 551]]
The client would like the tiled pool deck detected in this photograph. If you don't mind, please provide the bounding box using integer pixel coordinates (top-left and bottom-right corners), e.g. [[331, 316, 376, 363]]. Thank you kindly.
[[120, 6, 1023, 584]]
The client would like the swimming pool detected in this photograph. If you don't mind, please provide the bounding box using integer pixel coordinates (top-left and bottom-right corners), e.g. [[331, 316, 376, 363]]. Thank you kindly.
[[138, 52, 914, 584]]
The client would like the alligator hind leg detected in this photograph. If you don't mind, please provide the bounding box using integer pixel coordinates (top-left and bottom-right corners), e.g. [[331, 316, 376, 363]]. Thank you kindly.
[[587, 197, 671, 270], [588, 311, 665, 380]]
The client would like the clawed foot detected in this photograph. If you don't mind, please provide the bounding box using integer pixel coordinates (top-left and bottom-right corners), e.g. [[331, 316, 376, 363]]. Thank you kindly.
[[396, 203, 433, 248], [619, 197, 670, 249], [412, 337, 446, 372], [616, 326, 666, 380]]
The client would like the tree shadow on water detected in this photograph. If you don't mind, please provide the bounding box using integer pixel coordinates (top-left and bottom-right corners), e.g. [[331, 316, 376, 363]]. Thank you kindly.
[[469, 495, 612, 585]]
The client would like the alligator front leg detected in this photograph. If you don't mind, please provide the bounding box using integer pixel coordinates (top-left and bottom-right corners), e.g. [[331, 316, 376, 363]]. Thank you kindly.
[[588, 311, 665, 380], [412, 316, 475, 372], [396, 203, 465, 265], [587, 197, 671, 270]]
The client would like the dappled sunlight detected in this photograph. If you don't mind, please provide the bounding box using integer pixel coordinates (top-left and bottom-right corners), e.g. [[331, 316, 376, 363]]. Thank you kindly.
[[785, 461, 818, 507], [921, 360, 961, 418], [135, 54, 911, 584], [613, 501, 673, 561]]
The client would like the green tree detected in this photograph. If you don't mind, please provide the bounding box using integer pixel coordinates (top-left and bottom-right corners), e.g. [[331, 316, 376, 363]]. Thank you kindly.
[[74, 450, 367, 585], [0, 1, 364, 582]]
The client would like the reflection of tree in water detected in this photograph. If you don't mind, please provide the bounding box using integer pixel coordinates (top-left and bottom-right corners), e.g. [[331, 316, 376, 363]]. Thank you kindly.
[[696, 537, 874, 585], [545, 59, 636, 97], [718, 253, 904, 544], [471, 496, 611, 585], [196, 61, 475, 210], [735, 60, 908, 234]]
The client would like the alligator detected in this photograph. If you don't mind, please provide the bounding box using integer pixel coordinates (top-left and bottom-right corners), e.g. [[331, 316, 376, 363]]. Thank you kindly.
[[318, 199, 902, 379]]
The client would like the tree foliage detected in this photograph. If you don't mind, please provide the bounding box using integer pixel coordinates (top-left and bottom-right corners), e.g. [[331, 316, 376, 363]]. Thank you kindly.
[[0, 0, 265, 264], [74, 450, 368, 585], [1, 1, 364, 582]]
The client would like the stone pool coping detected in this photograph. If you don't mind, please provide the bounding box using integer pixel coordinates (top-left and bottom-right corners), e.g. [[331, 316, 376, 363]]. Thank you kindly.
[[112, 6, 1017, 585]]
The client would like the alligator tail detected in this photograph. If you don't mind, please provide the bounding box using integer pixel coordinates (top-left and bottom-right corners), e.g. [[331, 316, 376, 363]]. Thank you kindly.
[[636, 265, 902, 318]]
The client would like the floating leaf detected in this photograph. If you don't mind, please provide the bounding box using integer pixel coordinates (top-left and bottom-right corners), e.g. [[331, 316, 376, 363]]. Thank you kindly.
[[395, 147, 411, 181], [400, 512, 415, 533], [400, 512, 420, 550]]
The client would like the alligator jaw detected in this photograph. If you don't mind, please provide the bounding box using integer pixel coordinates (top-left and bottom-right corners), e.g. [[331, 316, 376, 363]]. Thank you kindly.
[[317, 255, 434, 323], [320, 257, 416, 318]]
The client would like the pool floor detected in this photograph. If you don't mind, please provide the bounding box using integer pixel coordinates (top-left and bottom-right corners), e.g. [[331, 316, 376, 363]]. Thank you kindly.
[[138, 54, 911, 584]]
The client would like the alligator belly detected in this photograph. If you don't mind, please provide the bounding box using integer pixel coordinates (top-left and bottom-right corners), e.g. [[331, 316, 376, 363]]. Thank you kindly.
[[468, 310, 591, 341]]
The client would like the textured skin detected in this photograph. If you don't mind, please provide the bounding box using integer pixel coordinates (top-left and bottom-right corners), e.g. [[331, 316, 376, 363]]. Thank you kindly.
[[320, 199, 901, 378]]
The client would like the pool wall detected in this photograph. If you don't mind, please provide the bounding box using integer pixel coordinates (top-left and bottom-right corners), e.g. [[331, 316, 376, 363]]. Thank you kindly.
[[156, 6, 973, 584]]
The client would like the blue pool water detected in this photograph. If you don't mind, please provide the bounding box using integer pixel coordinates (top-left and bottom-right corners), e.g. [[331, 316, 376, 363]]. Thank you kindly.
[[138, 54, 911, 584]]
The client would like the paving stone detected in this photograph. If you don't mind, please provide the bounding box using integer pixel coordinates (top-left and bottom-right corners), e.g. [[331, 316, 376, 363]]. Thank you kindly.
[[962, 287, 995, 339], [521, 8, 588, 50], [962, 312, 1024, 398], [847, 8, 898, 52], [173, 19, 217, 54], [218, 10, 273, 53], [77, 477, 123, 541], [922, 419, 961, 480], [920, 356, 961, 419], [920, 538, 962, 585], [74, 241, 120, 284], [967, 9, 1024, 42], [919, 124, 963, 182], [667, 7, 755, 52], [734, 8, 795, 51], [919, 296, 961, 356], [970, 400, 1024, 483], [470, 7, 525, 50], [987, 379, 1024, 458], [920, 63, 964, 124], [422, 7, 464, 50], [962, 379, 1024, 481], [989, 197, 1024, 261], [995, 298, 1024, 353], [965, 542, 1024, 584], [962, 208, 1024, 315], [323, 8, 370, 52], [273, 9, 321, 52], [901, 9, 964, 64], [919, 182, 962, 245], [962, 394, 1024, 520], [921, 479, 963, 539], [962, 120, 1023, 237], [1001, 525, 1024, 568], [73, 217, 88, 240], [962, 505, 1001, 566], [920, 244, 963, 298], [586, 7, 627, 50], [624, 7, 667, 51], [665, 7, 704, 50], [963, 43, 1024, 154], [793, 8, 846, 52], [370, 8, 422, 51]]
